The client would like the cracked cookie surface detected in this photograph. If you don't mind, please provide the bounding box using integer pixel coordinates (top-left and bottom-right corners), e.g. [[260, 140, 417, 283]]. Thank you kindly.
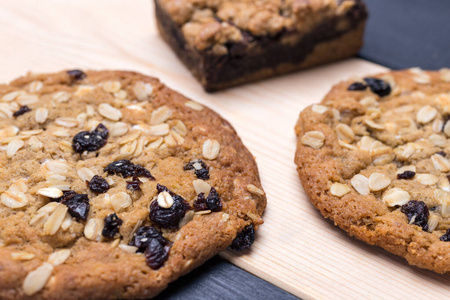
[[295, 68, 450, 273], [0, 70, 265, 299]]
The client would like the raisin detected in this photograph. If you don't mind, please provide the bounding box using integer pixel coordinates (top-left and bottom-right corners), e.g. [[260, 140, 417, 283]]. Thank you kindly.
[[126, 176, 142, 191], [87, 175, 110, 193], [13, 105, 31, 117], [443, 116, 450, 132], [156, 183, 169, 194], [52, 190, 76, 203], [363, 77, 391, 97], [437, 151, 446, 157], [193, 187, 222, 212], [347, 82, 367, 91], [195, 168, 210, 180], [72, 123, 109, 153], [145, 238, 171, 270], [104, 159, 135, 177], [397, 170, 416, 180], [149, 185, 191, 229], [206, 187, 222, 212], [102, 213, 123, 239], [67, 69, 86, 81], [193, 193, 208, 211], [133, 165, 155, 179], [129, 226, 172, 269], [440, 228, 450, 242], [130, 226, 167, 252], [184, 160, 210, 180], [230, 224, 255, 251], [58, 190, 90, 221], [400, 200, 429, 231], [104, 160, 154, 180]]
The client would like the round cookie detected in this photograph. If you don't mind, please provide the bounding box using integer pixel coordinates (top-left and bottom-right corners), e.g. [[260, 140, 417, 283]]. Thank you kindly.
[[0, 70, 266, 299], [295, 68, 450, 273]]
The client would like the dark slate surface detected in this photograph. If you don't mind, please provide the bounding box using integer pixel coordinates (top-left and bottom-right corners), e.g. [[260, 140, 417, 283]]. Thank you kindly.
[[360, 0, 450, 69], [154, 256, 298, 300], [154, 1, 450, 299]]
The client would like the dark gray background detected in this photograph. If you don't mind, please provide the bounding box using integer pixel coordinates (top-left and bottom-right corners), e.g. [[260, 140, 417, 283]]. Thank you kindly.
[[154, 1, 450, 299]]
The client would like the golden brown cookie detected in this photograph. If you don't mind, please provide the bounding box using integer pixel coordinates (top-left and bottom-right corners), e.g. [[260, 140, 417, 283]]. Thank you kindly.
[[0, 70, 265, 299], [295, 68, 450, 273]]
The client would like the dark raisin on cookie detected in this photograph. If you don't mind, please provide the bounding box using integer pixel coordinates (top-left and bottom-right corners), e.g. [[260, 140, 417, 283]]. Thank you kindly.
[[104, 160, 155, 180], [145, 238, 172, 270], [55, 190, 90, 221], [205, 187, 222, 211], [133, 165, 155, 179], [104, 159, 135, 177], [363, 77, 391, 97], [230, 224, 255, 251], [126, 176, 142, 191], [183, 160, 210, 180], [102, 213, 123, 239], [440, 228, 450, 242], [347, 82, 367, 91], [52, 190, 75, 203], [72, 123, 109, 153], [156, 183, 170, 194], [193, 193, 208, 211], [400, 200, 429, 231], [193, 187, 222, 212], [67, 69, 86, 81], [149, 184, 191, 229], [130, 226, 168, 252], [437, 151, 446, 157], [13, 105, 31, 117], [129, 226, 172, 269], [87, 175, 110, 193], [397, 170, 416, 180]]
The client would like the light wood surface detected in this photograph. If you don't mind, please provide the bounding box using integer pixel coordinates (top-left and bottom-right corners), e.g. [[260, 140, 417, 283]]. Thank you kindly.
[[1, 1, 449, 299]]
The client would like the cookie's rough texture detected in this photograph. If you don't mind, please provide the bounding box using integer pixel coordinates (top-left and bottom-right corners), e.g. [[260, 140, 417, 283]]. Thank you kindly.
[[295, 68, 450, 273], [155, 0, 367, 91], [0, 70, 265, 299]]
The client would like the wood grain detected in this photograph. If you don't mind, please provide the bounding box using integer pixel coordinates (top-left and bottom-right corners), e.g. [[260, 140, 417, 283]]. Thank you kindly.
[[1, 1, 449, 299]]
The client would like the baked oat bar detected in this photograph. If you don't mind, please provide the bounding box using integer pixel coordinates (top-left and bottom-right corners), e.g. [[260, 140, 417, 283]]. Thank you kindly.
[[155, 0, 368, 91]]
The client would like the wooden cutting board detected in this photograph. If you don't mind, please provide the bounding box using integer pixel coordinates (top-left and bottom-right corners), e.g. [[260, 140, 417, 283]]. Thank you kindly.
[[1, 1, 449, 299]]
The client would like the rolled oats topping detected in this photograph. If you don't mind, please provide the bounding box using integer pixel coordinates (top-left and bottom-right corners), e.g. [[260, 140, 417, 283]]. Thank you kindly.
[[311, 104, 328, 114], [11, 251, 35, 261], [350, 174, 370, 196], [301, 130, 325, 149], [330, 182, 351, 197], [157, 191, 174, 208], [296, 70, 450, 274], [84, 218, 105, 241], [22, 262, 54, 296], [202, 139, 220, 160], [47, 249, 71, 266], [0, 70, 265, 298]]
